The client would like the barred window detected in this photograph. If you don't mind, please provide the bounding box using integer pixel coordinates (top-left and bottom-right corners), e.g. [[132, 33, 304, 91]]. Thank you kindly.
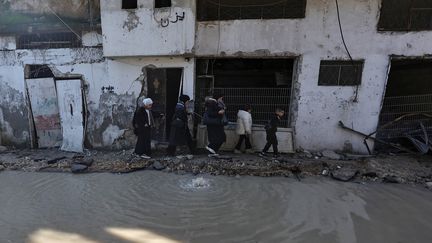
[[17, 32, 81, 49], [197, 0, 306, 21], [318, 61, 363, 86], [378, 0, 432, 31]]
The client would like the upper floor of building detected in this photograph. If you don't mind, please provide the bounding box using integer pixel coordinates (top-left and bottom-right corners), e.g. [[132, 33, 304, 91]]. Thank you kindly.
[[1, 0, 431, 58]]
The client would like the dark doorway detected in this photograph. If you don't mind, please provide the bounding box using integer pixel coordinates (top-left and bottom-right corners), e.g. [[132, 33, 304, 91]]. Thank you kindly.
[[146, 68, 182, 142], [376, 59, 432, 152], [195, 58, 294, 127]]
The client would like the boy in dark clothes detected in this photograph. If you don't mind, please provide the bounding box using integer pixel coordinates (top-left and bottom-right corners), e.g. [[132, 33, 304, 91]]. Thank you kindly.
[[259, 108, 285, 158]]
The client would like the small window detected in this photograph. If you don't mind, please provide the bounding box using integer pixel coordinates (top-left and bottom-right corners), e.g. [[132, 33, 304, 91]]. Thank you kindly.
[[318, 61, 363, 86], [122, 0, 137, 9], [155, 0, 171, 8]]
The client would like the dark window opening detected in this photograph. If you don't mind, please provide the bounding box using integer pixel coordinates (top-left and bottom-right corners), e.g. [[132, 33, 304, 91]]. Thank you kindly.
[[376, 59, 432, 152], [122, 0, 138, 9], [378, 0, 432, 31], [26, 65, 54, 79], [155, 0, 172, 8], [195, 58, 294, 127], [318, 60, 363, 86], [197, 0, 306, 21], [17, 32, 81, 49]]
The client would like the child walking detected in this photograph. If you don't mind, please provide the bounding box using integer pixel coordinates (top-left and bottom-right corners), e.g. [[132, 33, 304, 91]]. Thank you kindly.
[[260, 108, 285, 158], [234, 104, 253, 154]]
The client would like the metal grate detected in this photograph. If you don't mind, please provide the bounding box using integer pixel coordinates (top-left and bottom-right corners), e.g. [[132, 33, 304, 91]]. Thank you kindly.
[[197, 0, 306, 21], [196, 87, 291, 127], [376, 94, 432, 141], [318, 60, 363, 86], [17, 32, 81, 49]]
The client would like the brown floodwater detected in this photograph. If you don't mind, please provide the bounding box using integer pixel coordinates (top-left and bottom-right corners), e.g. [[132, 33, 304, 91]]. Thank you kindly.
[[0, 171, 431, 243]]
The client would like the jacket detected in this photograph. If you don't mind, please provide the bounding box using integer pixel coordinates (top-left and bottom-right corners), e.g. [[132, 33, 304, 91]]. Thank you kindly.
[[236, 110, 252, 135]]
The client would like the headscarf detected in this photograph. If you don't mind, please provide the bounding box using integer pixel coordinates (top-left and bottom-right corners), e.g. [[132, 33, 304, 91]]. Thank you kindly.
[[143, 98, 153, 106]]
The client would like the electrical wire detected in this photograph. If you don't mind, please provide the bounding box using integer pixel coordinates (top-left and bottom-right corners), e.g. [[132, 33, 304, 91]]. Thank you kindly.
[[335, 0, 359, 102], [45, 4, 82, 40]]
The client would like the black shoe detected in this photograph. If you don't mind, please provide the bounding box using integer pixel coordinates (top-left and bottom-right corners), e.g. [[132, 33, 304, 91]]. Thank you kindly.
[[258, 152, 267, 157]]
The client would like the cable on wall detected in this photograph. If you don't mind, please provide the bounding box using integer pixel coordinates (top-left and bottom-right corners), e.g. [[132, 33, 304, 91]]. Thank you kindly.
[[335, 0, 359, 102]]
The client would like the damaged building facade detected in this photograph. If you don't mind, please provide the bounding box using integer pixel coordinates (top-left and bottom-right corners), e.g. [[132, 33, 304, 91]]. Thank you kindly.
[[0, 0, 431, 154]]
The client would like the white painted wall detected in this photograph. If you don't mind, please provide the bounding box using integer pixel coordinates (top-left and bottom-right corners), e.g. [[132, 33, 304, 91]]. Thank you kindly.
[[195, 0, 432, 153], [100, 0, 196, 57]]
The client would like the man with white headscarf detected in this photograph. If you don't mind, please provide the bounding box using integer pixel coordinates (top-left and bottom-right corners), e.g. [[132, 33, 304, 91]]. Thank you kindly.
[[132, 97, 155, 159]]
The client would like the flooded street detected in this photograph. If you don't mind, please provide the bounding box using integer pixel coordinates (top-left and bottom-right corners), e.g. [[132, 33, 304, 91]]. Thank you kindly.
[[0, 171, 431, 243]]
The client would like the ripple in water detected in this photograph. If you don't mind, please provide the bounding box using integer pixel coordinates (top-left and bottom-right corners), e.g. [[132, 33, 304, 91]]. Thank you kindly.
[[179, 176, 211, 190]]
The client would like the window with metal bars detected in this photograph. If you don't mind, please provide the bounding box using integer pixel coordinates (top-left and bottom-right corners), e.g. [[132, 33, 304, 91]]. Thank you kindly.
[[16, 32, 81, 49], [318, 60, 363, 86], [197, 0, 306, 21], [378, 0, 432, 31]]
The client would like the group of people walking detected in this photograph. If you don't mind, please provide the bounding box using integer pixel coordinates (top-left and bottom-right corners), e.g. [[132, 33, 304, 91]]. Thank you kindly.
[[132, 93, 284, 159]]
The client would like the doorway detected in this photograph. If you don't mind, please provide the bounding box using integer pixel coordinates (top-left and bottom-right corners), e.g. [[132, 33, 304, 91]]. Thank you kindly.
[[25, 65, 86, 152], [146, 68, 183, 142], [376, 58, 432, 152]]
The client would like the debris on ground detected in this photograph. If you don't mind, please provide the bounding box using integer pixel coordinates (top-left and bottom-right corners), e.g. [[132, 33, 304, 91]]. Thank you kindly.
[[0, 148, 431, 185]]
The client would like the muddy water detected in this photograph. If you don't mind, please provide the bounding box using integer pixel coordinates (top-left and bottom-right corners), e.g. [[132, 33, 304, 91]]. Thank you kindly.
[[0, 171, 431, 243]]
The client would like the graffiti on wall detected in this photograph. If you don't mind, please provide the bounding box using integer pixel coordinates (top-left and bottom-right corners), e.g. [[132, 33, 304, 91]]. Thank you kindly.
[[101, 85, 114, 93], [161, 12, 185, 27]]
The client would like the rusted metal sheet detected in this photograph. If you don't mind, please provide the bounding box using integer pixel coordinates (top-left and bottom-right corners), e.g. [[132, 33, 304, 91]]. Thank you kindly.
[[26, 78, 62, 148], [56, 79, 84, 153]]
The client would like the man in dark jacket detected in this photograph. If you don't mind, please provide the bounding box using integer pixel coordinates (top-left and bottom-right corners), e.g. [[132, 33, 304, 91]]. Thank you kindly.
[[133, 98, 155, 159], [260, 108, 285, 158], [167, 94, 194, 156], [204, 93, 227, 157]]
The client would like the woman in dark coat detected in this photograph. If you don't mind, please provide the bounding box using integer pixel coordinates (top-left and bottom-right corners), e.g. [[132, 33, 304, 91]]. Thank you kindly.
[[205, 94, 226, 156], [167, 95, 194, 156], [132, 98, 154, 159]]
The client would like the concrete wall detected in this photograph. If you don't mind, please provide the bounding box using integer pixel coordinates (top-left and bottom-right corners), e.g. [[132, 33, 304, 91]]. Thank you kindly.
[[0, 31, 193, 149], [195, 0, 432, 153], [100, 0, 196, 57]]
